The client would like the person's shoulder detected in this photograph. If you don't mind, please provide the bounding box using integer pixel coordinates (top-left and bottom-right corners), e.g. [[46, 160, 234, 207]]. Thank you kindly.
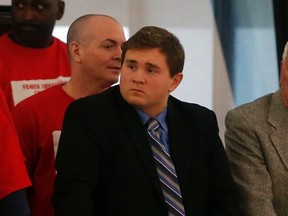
[[226, 92, 276, 126], [168, 95, 216, 123], [0, 32, 9, 41], [28, 84, 62, 101], [0, 33, 14, 48], [67, 85, 119, 114], [169, 95, 213, 114], [51, 37, 67, 51], [0, 33, 6, 41], [13, 85, 64, 111], [228, 92, 274, 118], [52, 36, 66, 45]]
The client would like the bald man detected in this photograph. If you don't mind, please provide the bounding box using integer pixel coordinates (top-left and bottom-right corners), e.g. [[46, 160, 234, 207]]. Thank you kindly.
[[12, 14, 126, 216]]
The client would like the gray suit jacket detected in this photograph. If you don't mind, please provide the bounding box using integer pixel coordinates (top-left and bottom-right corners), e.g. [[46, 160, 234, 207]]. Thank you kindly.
[[225, 90, 288, 216]]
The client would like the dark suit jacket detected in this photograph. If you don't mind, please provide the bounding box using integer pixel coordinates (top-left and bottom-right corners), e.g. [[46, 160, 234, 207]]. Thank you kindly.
[[53, 85, 239, 216]]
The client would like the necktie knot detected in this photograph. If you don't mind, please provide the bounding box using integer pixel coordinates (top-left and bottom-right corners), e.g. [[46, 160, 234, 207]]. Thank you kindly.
[[147, 118, 160, 131]]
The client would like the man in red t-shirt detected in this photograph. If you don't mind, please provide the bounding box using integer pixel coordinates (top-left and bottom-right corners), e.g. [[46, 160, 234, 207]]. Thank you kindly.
[[12, 14, 126, 216], [0, 0, 70, 110]]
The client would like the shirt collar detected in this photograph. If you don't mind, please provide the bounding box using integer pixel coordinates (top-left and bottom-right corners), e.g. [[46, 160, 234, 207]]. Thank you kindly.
[[136, 108, 168, 133]]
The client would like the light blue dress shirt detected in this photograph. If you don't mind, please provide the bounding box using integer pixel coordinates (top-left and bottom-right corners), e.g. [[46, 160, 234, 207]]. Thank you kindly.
[[136, 108, 170, 153]]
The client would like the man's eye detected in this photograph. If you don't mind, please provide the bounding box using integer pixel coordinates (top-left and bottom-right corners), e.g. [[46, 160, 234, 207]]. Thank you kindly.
[[147, 68, 156, 73], [127, 65, 136, 70], [104, 45, 113, 49], [16, 3, 24, 9], [37, 4, 44, 10]]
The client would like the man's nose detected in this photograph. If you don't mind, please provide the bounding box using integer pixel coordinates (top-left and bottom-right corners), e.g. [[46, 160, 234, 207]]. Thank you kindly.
[[22, 7, 37, 21]]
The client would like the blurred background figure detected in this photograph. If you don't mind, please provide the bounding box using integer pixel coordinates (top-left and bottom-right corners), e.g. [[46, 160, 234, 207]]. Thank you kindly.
[[0, 0, 70, 110], [0, 89, 31, 216]]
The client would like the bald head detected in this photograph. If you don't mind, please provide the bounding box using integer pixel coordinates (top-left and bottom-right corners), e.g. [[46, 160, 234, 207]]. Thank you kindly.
[[65, 13, 125, 94], [67, 14, 123, 58]]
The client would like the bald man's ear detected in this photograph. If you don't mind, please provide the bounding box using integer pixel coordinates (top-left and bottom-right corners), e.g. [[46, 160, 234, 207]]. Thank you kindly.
[[56, 1, 65, 20], [70, 42, 82, 63]]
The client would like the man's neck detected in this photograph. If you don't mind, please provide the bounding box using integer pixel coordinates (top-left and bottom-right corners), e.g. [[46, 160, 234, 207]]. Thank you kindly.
[[62, 80, 110, 100], [8, 32, 53, 48]]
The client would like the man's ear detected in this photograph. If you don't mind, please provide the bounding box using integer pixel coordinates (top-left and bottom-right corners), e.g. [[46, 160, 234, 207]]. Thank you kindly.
[[168, 72, 183, 92], [280, 59, 287, 87], [56, 1, 65, 20], [70, 42, 82, 63]]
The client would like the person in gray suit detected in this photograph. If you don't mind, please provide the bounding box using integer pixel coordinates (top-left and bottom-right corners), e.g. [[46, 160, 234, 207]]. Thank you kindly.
[[225, 42, 288, 216]]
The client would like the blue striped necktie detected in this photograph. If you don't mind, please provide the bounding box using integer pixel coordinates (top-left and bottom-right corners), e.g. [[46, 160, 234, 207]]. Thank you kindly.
[[147, 118, 186, 216]]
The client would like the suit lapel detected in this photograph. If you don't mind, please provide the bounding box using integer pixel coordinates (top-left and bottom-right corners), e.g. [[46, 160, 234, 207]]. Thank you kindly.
[[166, 100, 189, 156], [269, 91, 288, 170], [115, 91, 164, 198], [166, 97, 202, 156], [166, 98, 201, 183]]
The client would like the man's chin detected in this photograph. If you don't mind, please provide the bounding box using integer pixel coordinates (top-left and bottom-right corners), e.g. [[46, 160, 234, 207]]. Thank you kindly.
[[108, 76, 120, 86]]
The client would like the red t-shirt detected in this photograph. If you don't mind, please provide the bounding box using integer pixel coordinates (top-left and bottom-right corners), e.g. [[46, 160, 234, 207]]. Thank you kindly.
[[12, 84, 74, 216], [0, 33, 71, 110], [0, 90, 31, 199]]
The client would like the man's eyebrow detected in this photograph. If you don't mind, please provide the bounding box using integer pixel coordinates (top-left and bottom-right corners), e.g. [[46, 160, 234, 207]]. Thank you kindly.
[[146, 62, 160, 69], [125, 59, 137, 64], [124, 60, 160, 69], [32, 0, 51, 3], [104, 39, 117, 44]]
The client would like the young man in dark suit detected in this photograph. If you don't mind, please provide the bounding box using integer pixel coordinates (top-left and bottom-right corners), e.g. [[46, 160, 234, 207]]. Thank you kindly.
[[53, 26, 239, 216]]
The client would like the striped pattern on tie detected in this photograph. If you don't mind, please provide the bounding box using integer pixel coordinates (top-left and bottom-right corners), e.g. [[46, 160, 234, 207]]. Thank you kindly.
[[147, 118, 186, 216]]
